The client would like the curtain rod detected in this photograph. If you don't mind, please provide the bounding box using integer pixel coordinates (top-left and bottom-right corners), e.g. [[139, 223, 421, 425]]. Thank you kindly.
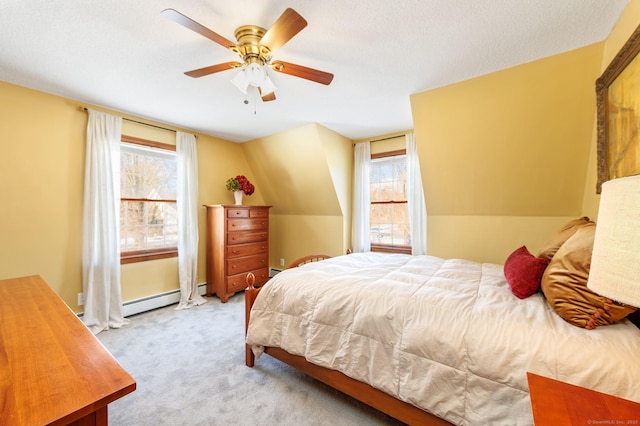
[[369, 134, 406, 143], [80, 107, 177, 133]]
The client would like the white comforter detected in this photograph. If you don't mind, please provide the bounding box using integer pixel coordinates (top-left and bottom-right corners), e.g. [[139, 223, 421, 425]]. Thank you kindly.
[[246, 253, 640, 425]]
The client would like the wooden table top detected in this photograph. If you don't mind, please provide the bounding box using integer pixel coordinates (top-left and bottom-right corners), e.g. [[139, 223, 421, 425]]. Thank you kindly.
[[0, 275, 136, 425], [527, 372, 640, 425]]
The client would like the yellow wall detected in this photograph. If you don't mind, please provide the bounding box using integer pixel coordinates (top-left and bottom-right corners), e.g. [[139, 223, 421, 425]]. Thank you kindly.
[[0, 82, 86, 309], [270, 215, 345, 267], [242, 123, 353, 265], [242, 123, 343, 216], [0, 80, 259, 311], [317, 124, 354, 252], [410, 42, 605, 263]]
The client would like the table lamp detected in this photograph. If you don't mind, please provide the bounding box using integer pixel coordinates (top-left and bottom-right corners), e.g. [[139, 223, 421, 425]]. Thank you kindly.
[[587, 174, 640, 308]]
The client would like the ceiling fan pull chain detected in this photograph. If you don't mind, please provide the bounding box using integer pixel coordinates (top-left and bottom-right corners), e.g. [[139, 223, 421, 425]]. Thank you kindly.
[[254, 87, 259, 115]]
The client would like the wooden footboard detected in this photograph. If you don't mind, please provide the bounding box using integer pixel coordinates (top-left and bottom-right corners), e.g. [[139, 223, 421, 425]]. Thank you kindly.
[[244, 271, 452, 426]]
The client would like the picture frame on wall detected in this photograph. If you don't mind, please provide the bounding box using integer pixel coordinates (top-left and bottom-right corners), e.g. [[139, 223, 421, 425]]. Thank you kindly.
[[596, 23, 640, 193]]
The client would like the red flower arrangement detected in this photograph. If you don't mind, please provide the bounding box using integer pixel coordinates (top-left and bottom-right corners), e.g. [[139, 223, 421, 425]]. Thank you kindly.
[[226, 175, 255, 195]]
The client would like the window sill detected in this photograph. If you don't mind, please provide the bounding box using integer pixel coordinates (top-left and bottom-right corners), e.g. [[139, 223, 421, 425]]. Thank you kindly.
[[370, 244, 412, 255], [121, 249, 178, 264]]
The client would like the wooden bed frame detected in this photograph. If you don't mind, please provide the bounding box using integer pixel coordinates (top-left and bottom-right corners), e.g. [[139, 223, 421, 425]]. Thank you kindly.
[[244, 257, 452, 426]]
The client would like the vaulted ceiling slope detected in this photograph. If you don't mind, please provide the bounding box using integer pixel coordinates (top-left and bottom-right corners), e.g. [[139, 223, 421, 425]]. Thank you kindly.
[[0, 1, 628, 142]]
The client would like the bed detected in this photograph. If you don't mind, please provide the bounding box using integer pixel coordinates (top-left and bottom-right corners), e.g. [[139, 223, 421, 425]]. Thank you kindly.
[[245, 249, 640, 425]]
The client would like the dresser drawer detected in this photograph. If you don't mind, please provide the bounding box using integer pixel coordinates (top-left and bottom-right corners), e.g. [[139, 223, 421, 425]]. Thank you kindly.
[[226, 267, 269, 293], [250, 208, 269, 218], [227, 218, 268, 232], [227, 230, 268, 245], [226, 242, 268, 258], [227, 253, 268, 275], [226, 208, 268, 219], [227, 268, 269, 292], [227, 208, 249, 218]]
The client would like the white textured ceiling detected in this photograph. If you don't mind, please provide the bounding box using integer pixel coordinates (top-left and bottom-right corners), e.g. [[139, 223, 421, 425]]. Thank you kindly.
[[0, 0, 629, 142]]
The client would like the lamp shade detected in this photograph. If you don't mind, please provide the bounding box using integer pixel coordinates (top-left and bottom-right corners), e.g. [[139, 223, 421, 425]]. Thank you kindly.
[[587, 174, 640, 307]]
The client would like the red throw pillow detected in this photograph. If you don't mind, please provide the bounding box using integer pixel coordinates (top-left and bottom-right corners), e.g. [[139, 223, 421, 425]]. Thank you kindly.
[[504, 246, 549, 299]]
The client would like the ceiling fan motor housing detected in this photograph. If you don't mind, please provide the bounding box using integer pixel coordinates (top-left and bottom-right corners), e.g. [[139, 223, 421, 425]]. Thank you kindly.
[[231, 25, 271, 65]]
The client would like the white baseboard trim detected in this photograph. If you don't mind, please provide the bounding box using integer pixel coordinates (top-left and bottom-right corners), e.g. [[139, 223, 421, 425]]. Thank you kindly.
[[76, 283, 208, 318], [121, 282, 208, 317]]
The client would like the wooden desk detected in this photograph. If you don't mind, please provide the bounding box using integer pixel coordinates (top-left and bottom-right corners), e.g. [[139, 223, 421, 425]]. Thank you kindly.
[[527, 372, 640, 425], [0, 275, 136, 425]]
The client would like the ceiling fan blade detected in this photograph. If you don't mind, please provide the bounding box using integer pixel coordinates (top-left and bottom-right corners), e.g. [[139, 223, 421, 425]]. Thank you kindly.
[[261, 92, 276, 102], [161, 8, 235, 49], [260, 8, 307, 53], [270, 61, 334, 85], [184, 62, 242, 78]]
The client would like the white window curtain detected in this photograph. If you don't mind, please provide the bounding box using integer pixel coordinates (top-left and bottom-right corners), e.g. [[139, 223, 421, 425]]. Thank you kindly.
[[176, 132, 206, 310], [406, 133, 428, 255], [82, 109, 128, 334], [352, 141, 371, 252]]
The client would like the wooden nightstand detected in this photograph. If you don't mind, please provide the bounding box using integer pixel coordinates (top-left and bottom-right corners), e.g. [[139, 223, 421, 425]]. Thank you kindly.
[[527, 372, 640, 425]]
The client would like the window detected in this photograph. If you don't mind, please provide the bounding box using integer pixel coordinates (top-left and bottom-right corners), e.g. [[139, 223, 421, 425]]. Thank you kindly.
[[120, 136, 178, 263], [370, 150, 411, 254]]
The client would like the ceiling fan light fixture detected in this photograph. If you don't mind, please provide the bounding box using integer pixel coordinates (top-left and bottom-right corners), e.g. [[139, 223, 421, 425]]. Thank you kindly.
[[231, 69, 250, 94], [232, 62, 277, 97], [260, 75, 277, 96], [245, 62, 266, 86]]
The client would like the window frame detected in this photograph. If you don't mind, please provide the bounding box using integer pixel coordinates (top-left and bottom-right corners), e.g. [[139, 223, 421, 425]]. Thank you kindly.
[[120, 135, 178, 264], [369, 149, 411, 254]]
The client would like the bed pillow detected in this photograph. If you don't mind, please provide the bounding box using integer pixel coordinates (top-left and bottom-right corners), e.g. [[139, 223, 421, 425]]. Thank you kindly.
[[540, 224, 637, 329], [504, 246, 549, 299], [536, 216, 594, 260]]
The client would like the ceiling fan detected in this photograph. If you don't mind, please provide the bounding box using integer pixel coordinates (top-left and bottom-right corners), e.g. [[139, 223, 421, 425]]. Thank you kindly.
[[161, 8, 334, 102]]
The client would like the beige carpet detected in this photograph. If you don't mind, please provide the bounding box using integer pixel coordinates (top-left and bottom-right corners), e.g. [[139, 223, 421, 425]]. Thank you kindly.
[[98, 293, 405, 425]]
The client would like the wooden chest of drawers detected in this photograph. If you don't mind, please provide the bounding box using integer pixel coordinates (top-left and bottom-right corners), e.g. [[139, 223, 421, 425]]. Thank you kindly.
[[205, 205, 271, 302]]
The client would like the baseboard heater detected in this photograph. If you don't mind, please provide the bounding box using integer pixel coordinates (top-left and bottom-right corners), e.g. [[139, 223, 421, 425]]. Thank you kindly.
[[120, 283, 208, 317], [269, 267, 283, 278]]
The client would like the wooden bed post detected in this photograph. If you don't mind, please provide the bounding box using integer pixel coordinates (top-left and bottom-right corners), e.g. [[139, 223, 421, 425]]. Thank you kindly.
[[245, 272, 258, 367]]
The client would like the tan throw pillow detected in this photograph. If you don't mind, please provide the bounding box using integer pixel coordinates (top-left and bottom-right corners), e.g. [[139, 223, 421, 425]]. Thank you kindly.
[[536, 217, 594, 260], [541, 224, 637, 329]]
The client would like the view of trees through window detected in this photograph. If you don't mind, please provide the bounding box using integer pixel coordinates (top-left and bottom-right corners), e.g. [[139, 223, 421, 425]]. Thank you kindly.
[[370, 153, 410, 248], [120, 142, 177, 254]]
